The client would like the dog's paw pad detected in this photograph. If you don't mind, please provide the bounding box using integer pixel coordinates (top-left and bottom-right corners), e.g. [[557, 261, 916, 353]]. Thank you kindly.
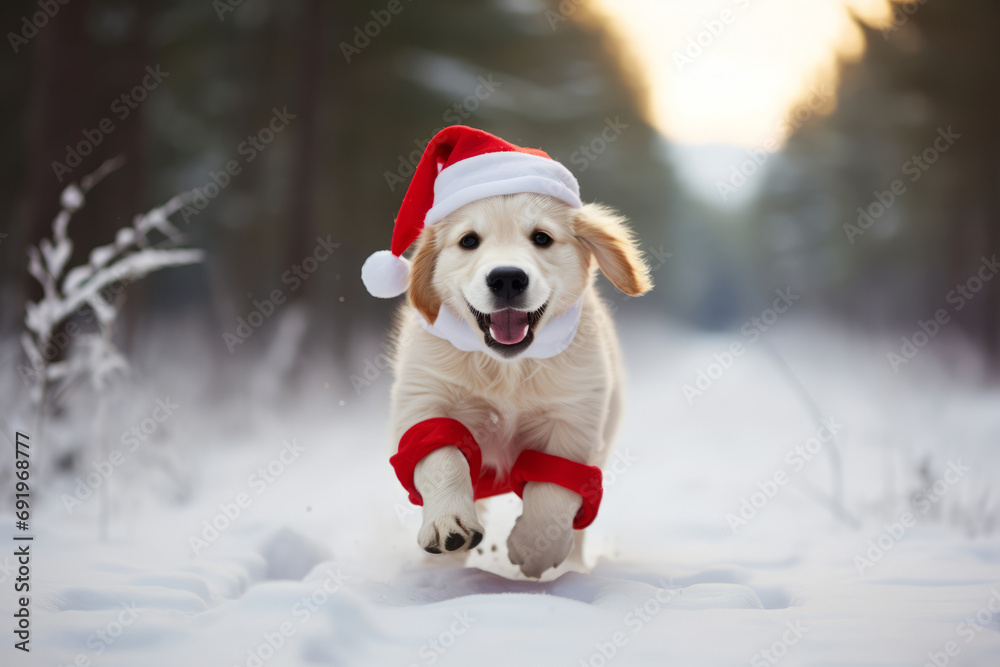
[[418, 510, 484, 555]]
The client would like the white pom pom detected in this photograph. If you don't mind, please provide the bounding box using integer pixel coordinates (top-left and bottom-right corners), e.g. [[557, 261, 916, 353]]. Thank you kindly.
[[362, 250, 411, 298]]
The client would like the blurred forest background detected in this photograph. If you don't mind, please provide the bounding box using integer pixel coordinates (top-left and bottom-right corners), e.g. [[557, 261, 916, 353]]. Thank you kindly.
[[0, 0, 997, 427], [2, 9, 999, 661]]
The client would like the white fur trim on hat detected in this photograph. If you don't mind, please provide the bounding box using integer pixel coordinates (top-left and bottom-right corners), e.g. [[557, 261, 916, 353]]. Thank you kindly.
[[362, 250, 410, 298], [425, 152, 582, 226]]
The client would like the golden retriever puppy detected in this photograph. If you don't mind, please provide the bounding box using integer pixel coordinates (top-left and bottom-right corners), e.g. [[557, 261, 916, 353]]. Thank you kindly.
[[390, 192, 651, 577]]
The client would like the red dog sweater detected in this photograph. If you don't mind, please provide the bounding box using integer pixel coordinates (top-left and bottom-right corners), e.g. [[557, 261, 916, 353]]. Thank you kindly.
[[389, 418, 603, 529]]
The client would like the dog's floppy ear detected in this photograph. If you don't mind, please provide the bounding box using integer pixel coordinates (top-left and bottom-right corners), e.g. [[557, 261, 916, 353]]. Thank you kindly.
[[407, 226, 442, 323], [573, 203, 653, 296]]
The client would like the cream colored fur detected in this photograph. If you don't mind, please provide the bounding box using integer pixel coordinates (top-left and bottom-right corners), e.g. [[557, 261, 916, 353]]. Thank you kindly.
[[389, 193, 651, 577]]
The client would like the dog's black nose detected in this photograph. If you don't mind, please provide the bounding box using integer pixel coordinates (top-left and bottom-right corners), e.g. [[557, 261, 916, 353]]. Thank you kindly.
[[486, 267, 529, 300]]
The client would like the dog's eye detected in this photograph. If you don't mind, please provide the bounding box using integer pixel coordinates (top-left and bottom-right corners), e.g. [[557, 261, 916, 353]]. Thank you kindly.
[[532, 232, 552, 247], [459, 234, 480, 249]]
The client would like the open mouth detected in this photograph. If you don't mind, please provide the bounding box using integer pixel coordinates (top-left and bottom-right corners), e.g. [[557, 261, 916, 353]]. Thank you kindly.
[[467, 302, 547, 357]]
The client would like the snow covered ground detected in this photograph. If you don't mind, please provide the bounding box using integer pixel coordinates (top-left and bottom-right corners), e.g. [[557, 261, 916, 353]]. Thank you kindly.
[[3, 315, 1000, 666]]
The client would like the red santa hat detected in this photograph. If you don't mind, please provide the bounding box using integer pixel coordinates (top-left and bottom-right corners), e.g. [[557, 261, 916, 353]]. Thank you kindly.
[[362, 125, 582, 298]]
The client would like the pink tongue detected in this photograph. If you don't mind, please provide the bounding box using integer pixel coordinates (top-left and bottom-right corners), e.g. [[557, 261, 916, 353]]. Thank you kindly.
[[490, 309, 530, 345]]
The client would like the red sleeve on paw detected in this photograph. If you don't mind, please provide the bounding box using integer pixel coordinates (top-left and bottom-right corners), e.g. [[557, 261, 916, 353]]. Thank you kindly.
[[508, 450, 604, 529], [389, 418, 481, 506]]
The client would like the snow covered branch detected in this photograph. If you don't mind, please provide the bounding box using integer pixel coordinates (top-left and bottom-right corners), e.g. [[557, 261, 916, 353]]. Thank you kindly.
[[21, 157, 204, 402]]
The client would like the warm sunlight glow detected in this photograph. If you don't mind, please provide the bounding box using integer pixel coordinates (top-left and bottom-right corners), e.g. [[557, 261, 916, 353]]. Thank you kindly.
[[590, 0, 901, 148]]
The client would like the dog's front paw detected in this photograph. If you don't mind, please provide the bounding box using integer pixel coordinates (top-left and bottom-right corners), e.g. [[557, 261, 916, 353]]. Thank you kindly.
[[506, 483, 581, 577], [413, 447, 484, 554], [418, 503, 484, 554], [506, 512, 575, 577]]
